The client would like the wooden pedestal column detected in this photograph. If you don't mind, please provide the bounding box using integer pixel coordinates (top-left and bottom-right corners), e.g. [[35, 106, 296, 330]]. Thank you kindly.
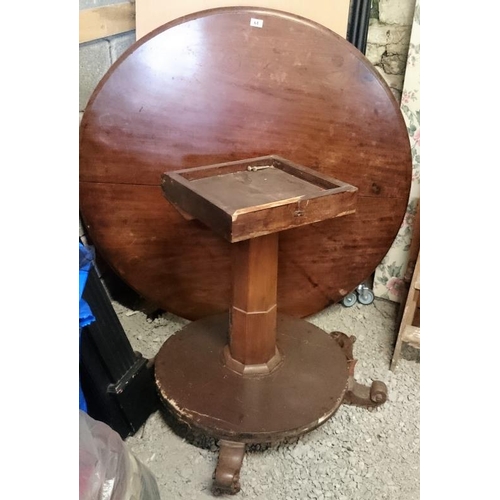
[[154, 157, 388, 495], [226, 234, 281, 374]]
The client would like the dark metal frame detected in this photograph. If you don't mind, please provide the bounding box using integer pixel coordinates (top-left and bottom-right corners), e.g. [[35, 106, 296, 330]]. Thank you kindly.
[[80, 265, 159, 438], [347, 0, 372, 54]]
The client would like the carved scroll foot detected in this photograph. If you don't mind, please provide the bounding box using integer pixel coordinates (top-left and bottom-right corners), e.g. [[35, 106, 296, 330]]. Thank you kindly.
[[343, 378, 388, 407], [331, 331, 388, 409], [212, 440, 246, 495]]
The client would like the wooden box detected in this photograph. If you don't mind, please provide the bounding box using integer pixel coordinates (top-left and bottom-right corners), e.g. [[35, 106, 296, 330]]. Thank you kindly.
[[161, 155, 358, 242]]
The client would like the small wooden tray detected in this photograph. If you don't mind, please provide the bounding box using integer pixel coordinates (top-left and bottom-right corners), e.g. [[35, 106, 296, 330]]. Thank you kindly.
[[161, 155, 358, 242]]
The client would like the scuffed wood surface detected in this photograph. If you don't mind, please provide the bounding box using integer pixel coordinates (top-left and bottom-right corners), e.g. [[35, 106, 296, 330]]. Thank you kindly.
[[80, 7, 412, 320], [161, 157, 358, 242]]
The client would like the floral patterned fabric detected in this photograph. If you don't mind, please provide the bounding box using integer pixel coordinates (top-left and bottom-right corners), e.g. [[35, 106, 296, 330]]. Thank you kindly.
[[373, 0, 420, 302]]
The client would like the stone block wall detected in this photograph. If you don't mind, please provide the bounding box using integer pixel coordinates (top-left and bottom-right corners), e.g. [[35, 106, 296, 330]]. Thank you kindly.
[[79, 0, 136, 119], [366, 0, 416, 102], [79, 31, 136, 114]]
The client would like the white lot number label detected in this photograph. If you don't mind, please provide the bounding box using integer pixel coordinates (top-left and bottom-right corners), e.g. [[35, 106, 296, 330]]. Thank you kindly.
[[250, 18, 264, 28]]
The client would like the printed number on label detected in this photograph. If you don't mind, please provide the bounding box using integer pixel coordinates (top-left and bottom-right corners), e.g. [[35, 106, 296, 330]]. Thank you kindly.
[[250, 18, 264, 28]]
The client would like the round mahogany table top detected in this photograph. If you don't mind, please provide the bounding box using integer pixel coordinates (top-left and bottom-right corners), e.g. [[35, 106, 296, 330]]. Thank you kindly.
[[80, 7, 412, 320]]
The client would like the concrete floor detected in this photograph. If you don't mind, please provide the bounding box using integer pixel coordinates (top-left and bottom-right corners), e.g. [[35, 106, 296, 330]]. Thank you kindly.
[[115, 298, 420, 500]]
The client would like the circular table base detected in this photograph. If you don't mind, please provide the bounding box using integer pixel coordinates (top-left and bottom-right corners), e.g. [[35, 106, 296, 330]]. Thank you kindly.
[[155, 314, 349, 443]]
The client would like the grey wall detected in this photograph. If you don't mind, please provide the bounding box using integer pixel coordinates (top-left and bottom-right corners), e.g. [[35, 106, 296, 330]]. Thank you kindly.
[[79, 0, 136, 116], [80, 0, 121, 8]]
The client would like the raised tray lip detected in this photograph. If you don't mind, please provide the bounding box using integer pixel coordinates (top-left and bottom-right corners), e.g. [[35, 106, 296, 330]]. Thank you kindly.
[[161, 155, 359, 242], [161, 154, 358, 217]]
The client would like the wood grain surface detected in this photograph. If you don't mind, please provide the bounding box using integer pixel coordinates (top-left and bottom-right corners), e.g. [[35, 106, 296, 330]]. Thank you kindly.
[[79, 7, 412, 320], [161, 156, 358, 242], [155, 313, 349, 442]]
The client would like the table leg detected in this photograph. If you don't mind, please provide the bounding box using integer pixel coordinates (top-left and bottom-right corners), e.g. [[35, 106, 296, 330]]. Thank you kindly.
[[213, 440, 246, 495], [331, 331, 388, 408], [227, 233, 281, 373]]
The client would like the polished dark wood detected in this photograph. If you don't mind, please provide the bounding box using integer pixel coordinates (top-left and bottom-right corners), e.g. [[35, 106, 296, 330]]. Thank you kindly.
[[161, 155, 357, 242], [154, 151, 387, 492], [79, 7, 412, 320], [229, 233, 278, 366], [162, 155, 358, 369]]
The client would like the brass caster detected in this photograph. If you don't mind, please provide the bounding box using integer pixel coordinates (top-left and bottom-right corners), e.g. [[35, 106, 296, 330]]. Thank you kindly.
[[212, 440, 246, 495]]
